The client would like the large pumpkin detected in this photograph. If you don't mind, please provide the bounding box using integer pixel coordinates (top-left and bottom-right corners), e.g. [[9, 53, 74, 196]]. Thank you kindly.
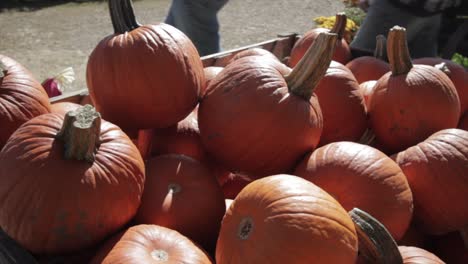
[[314, 61, 368, 146], [90, 225, 212, 264], [199, 33, 338, 176], [87, 0, 203, 129], [368, 26, 460, 153], [0, 105, 145, 254], [134, 154, 225, 253], [294, 141, 413, 240], [345, 35, 390, 84], [216, 174, 358, 263], [0, 54, 51, 149], [399, 246, 445, 264], [289, 13, 352, 67], [393, 128, 468, 235]]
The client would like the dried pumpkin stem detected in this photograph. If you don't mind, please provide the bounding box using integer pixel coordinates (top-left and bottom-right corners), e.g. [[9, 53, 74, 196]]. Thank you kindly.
[[56, 104, 101, 162], [109, 0, 140, 34], [349, 208, 403, 264], [387, 26, 413, 75], [109, 0, 125, 34], [330, 12, 347, 40], [285, 32, 337, 100], [435, 62, 451, 75], [121, 0, 141, 31], [374, 35, 386, 61]]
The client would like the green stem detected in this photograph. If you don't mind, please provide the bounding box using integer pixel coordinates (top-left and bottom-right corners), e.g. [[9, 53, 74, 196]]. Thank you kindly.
[[374, 35, 386, 61], [349, 208, 403, 264], [387, 26, 413, 75], [56, 105, 101, 162], [330, 12, 347, 40], [285, 32, 337, 100]]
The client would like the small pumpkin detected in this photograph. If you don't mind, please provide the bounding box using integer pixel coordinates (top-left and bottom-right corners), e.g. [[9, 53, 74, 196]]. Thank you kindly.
[[289, 13, 352, 67], [294, 141, 413, 240], [0, 105, 145, 254], [134, 154, 225, 253], [359, 80, 377, 110], [393, 129, 468, 235], [0, 54, 51, 149], [368, 26, 460, 153], [199, 33, 338, 176], [314, 61, 368, 146], [90, 225, 212, 264], [219, 173, 252, 199], [50, 102, 81, 116], [87, 0, 203, 129], [399, 246, 445, 264], [203, 66, 223, 93], [216, 174, 358, 263], [345, 35, 390, 84], [228, 48, 279, 64]]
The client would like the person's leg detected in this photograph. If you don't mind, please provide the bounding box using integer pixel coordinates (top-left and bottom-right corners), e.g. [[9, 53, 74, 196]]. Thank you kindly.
[[350, 0, 440, 58], [164, 0, 229, 56]]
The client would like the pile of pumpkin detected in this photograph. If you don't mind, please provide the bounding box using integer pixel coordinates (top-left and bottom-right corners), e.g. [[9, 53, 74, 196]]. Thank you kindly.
[[0, 0, 467, 263]]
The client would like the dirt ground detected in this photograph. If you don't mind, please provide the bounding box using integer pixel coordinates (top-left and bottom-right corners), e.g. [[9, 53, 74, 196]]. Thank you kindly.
[[0, 0, 344, 92]]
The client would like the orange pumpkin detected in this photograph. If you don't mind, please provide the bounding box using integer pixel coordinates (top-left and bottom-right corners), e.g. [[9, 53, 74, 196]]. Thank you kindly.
[[294, 142, 413, 240], [289, 13, 352, 67], [228, 48, 279, 64], [314, 61, 367, 146], [394, 129, 468, 235], [399, 246, 445, 264], [0, 54, 51, 149], [199, 33, 338, 176], [87, 0, 203, 129], [345, 35, 390, 84], [368, 26, 460, 153], [203, 66, 223, 93], [220, 173, 252, 199], [50, 102, 82, 116], [90, 225, 212, 264], [359, 80, 377, 110], [134, 154, 225, 253], [0, 105, 145, 254], [216, 174, 358, 263]]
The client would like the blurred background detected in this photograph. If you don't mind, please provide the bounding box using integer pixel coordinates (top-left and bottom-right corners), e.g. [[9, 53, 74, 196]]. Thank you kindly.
[[0, 0, 346, 91]]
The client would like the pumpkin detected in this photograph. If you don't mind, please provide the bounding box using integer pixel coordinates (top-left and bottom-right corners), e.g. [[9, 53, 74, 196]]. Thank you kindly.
[[345, 35, 390, 84], [220, 173, 252, 199], [413, 57, 467, 115], [199, 33, 338, 176], [203, 66, 223, 93], [0, 54, 51, 149], [216, 174, 358, 263], [50, 102, 81, 116], [359, 80, 377, 110], [294, 141, 413, 240], [134, 154, 225, 253], [399, 246, 445, 264], [0, 105, 145, 254], [90, 225, 212, 264], [314, 61, 368, 146], [368, 26, 460, 153], [228, 48, 279, 64], [225, 199, 233, 211], [393, 129, 468, 235], [459, 111, 468, 130], [86, 0, 204, 129], [289, 13, 352, 67]]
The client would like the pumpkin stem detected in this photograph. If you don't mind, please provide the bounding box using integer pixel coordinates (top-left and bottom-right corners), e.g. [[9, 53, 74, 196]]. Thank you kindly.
[[56, 104, 101, 162], [358, 129, 376, 145], [121, 0, 141, 30], [374, 35, 386, 61], [237, 217, 254, 240], [349, 208, 403, 264], [330, 12, 347, 40], [435, 62, 451, 75], [0, 61, 6, 78], [109, 0, 140, 34], [285, 32, 337, 100], [109, 0, 124, 34], [387, 26, 413, 76]]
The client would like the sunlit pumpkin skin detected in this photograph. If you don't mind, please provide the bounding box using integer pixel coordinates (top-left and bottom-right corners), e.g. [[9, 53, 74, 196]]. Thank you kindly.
[[220, 173, 252, 199], [228, 48, 280, 64], [394, 129, 468, 235], [369, 27, 460, 153], [200, 33, 339, 177], [345, 35, 390, 84], [294, 142, 413, 240], [413, 57, 468, 114], [87, 0, 203, 129], [225, 199, 234, 211], [50, 102, 82, 116], [315, 61, 368, 146], [0, 109, 145, 254], [399, 246, 445, 264], [359, 80, 377, 110], [91, 225, 213, 264], [289, 13, 352, 67], [134, 154, 225, 253], [203, 66, 223, 94], [432, 232, 468, 264], [216, 174, 358, 263], [0, 54, 51, 149]]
